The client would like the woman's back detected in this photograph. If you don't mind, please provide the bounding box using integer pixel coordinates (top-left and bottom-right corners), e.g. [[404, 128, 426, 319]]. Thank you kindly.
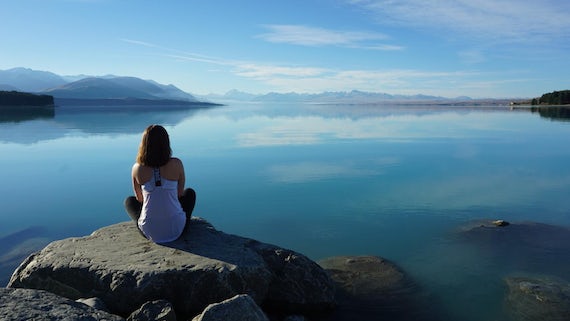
[[138, 165, 186, 243], [125, 125, 195, 244]]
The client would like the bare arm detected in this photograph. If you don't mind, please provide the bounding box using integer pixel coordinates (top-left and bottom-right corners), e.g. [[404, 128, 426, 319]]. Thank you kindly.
[[176, 158, 186, 198], [131, 164, 144, 202]]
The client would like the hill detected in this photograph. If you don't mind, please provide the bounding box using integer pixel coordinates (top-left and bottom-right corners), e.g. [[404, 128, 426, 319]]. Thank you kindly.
[[43, 77, 199, 102], [0, 68, 199, 103], [0, 68, 67, 92]]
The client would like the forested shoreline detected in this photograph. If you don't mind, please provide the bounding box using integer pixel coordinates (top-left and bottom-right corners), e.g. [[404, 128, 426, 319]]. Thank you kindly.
[[531, 90, 570, 105], [0, 91, 54, 106]]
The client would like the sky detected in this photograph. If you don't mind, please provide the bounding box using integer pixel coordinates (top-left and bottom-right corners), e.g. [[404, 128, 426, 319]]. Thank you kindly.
[[1, 0, 569, 98]]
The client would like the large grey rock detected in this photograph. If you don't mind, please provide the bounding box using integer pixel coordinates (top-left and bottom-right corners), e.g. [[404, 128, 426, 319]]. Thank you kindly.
[[505, 276, 570, 321], [0, 287, 124, 321], [8, 217, 334, 319], [318, 256, 437, 321], [192, 294, 269, 321]]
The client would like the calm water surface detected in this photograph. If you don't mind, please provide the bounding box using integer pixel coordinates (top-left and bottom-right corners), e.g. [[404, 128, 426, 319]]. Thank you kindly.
[[1, 103, 569, 320]]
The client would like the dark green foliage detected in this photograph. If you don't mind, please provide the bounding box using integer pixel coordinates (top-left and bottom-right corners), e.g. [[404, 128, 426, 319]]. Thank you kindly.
[[537, 90, 570, 105], [0, 90, 54, 106]]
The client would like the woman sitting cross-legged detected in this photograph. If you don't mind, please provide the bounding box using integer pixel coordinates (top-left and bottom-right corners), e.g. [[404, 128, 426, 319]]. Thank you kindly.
[[124, 124, 196, 243]]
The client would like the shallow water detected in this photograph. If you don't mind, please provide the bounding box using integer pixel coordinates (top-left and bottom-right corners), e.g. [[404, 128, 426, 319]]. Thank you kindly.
[[1, 103, 569, 320]]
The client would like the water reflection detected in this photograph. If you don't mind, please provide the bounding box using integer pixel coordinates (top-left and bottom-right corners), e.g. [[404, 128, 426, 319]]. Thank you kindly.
[[0, 226, 51, 286], [530, 106, 570, 122], [0, 106, 55, 123], [54, 105, 205, 134], [4, 103, 567, 146], [0, 105, 209, 144]]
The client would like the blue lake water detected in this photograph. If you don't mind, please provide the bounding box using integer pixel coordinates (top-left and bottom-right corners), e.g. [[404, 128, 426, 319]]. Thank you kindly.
[[1, 103, 569, 320]]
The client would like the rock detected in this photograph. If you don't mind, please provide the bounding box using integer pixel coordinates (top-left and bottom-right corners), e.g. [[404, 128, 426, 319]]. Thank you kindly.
[[127, 300, 176, 321], [0, 287, 124, 321], [76, 297, 110, 312], [191, 294, 269, 321], [318, 256, 434, 321], [492, 219, 509, 227], [7, 217, 334, 319], [505, 276, 570, 321]]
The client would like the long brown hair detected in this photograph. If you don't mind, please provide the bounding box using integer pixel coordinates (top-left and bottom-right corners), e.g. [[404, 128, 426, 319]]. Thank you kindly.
[[136, 124, 172, 167]]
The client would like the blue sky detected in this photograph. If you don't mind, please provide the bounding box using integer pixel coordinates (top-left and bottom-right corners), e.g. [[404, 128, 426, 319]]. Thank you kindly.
[[1, 0, 568, 98]]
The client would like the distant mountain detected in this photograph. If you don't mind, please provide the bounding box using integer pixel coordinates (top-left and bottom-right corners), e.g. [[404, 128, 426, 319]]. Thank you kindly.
[[146, 80, 198, 102], [0, 84, 19, 91], [0, 68, 199, 102], [43, 77, 156, 99], [201, 89, 452, 103], [201, 89, 258, 102], [43, 76, 198, 101], [0, 68, 67, 92]]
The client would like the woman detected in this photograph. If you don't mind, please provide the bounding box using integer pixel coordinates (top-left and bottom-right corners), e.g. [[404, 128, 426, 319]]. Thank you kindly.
[[124, 124, 196, 243]]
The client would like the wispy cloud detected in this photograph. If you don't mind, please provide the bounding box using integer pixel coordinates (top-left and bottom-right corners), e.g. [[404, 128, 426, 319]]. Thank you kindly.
[[122, 37, 522, 97], [233, 63, 331, 78], [121, 38, 158, 48], [121, 38, 240, 66], [347, 0, 570, 43], [257, 24, 403, 50]]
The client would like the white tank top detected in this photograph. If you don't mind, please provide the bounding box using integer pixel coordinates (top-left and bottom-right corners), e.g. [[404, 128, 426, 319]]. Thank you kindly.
[[138, 168, 186, 243]]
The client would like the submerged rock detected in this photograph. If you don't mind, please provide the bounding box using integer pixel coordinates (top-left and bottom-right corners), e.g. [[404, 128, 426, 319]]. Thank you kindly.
[[7, 217, 334, 319], [0, 287, 124, 321], [455, 220, 570, 277], [317, 255, 436, 321], [505, 276, 570, 321]]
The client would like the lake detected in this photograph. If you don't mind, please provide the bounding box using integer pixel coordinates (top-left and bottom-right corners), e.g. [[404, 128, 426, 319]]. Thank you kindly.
[[1, 102, 569, 320]]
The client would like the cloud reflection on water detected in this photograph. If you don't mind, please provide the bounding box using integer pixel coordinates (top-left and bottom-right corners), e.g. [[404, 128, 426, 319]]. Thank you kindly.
[[232, 112, 486, 148]]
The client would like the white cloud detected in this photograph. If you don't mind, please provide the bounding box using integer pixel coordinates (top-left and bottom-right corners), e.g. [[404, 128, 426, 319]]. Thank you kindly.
[[234, 63, 330, 78], [257, 24, 403, 50], [347, 0, 570, 43]]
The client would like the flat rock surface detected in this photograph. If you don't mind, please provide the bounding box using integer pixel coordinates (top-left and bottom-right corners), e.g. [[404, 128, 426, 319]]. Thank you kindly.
[[0, 287, 124, 321], [8, 217, 334, 319]]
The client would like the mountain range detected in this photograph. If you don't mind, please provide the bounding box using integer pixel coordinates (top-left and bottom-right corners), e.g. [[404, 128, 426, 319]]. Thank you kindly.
[[199, 89, 469, 104], [2, 67, 481, 105], [0, 68, 198, 102]]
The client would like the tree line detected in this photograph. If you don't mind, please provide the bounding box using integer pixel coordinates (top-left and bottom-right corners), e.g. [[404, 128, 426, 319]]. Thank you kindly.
[[531, 90, 570, 105], [0, 90, 54, 106]]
